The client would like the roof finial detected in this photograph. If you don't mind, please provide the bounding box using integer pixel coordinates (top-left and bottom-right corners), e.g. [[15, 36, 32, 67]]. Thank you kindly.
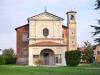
[[44, 5, 47, 12]]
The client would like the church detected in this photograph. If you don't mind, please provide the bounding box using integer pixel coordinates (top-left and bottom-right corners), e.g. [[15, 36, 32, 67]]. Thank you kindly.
[[15, 10, 77, 66]]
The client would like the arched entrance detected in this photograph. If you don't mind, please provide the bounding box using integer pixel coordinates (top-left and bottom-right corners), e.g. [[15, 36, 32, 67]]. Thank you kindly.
[[40, 49, 54, 65]]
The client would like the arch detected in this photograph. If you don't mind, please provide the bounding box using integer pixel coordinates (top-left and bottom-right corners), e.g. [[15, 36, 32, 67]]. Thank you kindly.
[[70, 15, 74, 20], [40, 48, 54, 55], [40, 48, 55, 65]]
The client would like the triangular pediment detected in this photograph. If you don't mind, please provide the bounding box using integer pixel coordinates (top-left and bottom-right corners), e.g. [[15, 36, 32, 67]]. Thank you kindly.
[[28, 11, 64, 21]]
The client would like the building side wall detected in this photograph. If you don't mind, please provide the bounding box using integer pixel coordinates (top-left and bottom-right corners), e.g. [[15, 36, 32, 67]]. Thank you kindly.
[[62, 27, 68, 50], [16, 25, 29, 64], [96, 55, 100, 62], [94, 45, 100, 63]]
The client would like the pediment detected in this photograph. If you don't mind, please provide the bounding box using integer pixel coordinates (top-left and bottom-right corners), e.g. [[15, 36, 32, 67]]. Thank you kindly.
[[28, 11, 64, 21]]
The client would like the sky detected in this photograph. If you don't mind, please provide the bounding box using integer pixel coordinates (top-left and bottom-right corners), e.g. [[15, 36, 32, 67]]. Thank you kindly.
[[0, 0, 99, 50]]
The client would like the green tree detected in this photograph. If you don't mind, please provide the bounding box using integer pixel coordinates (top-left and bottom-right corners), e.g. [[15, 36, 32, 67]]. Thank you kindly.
[[3, 48, 15, 56], [0, 55, 5, 64], [91, 24, 100, 43], [95, 0, 100, 9], [91, 0, 100, 43], [2, 48, 16, 64], [82, 41, 93, 63]]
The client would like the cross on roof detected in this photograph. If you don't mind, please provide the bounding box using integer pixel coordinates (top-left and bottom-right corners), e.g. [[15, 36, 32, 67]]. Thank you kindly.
[[44, 5, 47, 12]]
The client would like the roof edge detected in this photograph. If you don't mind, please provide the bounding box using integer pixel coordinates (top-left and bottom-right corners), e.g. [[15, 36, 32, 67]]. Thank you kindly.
[[62, 25, 68, 28], [27, 11, 64, 21], [15, 24, 29, 30], [66, 11, 77, 14]]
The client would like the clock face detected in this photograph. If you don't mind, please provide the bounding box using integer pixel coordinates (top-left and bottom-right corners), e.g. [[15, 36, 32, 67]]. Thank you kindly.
[[70, 15, 74, 20]]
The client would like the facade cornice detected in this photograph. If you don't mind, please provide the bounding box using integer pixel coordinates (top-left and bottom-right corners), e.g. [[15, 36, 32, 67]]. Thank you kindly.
[[28, 38, 64, 40], [29, 45, 67, 47], [29, 19, 63, 21]]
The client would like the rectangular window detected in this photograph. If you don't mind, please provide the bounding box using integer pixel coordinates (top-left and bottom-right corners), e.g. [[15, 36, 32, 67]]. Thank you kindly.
[[22, 33, 28, 42], [97, 51, 100, 55], [56, 57, 58, 63], [62, 34, 64, 38], [33, 55, 39, 64], [55, 54, 62, 64]]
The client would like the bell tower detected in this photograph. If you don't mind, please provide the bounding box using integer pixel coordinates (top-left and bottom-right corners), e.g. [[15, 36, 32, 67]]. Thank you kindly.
[[67, 11, 77, 51]]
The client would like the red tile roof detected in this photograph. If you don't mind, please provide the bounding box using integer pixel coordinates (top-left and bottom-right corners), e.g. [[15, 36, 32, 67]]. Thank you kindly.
[[15, 24, 29, 30]]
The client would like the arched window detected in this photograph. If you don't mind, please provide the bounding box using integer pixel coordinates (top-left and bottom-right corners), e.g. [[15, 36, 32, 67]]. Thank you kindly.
[[43, 28, 49, 36], [70, 15, 74, 20]]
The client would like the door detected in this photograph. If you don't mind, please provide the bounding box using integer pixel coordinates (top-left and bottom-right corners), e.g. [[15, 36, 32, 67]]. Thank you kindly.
[[43, 53, 49, 65]]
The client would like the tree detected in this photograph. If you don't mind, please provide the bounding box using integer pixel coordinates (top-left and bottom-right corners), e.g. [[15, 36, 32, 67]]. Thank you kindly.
[[91, 25, 100, 43], [91, 0, 100, 43], [3, 48, 15, 56], [0, 55, 5, 65], [2, 48, 16, 64], [95, 0, 100, 9], [82, 41, 93, 63]]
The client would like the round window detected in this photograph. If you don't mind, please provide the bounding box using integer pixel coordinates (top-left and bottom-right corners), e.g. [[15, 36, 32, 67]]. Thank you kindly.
[[43, 28, 49, 36]]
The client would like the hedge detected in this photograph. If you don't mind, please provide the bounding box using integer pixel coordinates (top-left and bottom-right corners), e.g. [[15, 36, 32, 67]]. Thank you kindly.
[[65, 50, 81, 66], [0, 55, 16, 65], [4, 56, 16, 64], [0, 55, 5, 65]]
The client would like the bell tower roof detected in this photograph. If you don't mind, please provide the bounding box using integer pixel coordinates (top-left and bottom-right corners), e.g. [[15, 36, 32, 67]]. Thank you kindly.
[[66, 11, 77, 14]]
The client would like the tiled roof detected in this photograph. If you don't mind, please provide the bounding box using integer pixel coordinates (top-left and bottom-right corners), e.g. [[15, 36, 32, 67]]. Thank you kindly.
[[93, 44, 100, 49], [15, 24, 29, 30]]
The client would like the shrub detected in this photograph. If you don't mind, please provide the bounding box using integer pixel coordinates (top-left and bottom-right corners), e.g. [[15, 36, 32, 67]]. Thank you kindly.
[[4, 56, 16, 64], [0, 48, 16, 65], [0, 55, 5, 65], [11, 56, 16, 64], [65, 50, 81, 66], [35, 59, 43, 66]]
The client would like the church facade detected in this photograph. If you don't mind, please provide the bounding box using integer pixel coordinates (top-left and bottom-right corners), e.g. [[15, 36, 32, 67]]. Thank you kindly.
[[15, 10, 77, 66]]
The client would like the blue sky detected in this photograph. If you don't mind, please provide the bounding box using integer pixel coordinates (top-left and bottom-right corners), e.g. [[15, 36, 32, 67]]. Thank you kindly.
[[0, 0, 99, 50]]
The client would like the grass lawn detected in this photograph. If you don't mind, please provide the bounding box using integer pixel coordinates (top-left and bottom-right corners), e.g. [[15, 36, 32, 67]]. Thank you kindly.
[[0, 64, 100, 75]]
